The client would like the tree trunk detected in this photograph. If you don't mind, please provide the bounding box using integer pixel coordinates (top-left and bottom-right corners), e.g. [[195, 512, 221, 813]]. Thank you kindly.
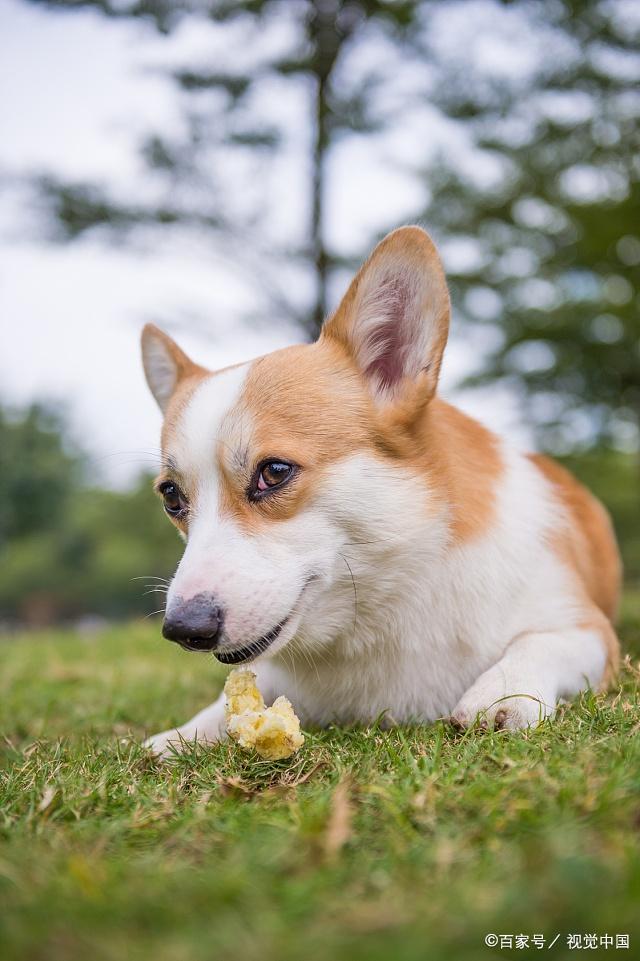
[[308, 0, 344, 337], [311, 69, 329, 337]]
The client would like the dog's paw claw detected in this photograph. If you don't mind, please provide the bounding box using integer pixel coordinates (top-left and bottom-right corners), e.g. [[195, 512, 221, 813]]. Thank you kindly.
[[494, 709, 508, 730], [449, 710, 488, 733], [451, 679, 554, 733]]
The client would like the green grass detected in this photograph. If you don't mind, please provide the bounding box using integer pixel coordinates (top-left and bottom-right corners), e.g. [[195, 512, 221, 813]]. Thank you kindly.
[[2, 594, 640, 961]]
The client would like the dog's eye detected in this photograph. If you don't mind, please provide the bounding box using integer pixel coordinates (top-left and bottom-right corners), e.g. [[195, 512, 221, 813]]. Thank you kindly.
[[253, 461, 296, 498], [159, 481, 187, 517]]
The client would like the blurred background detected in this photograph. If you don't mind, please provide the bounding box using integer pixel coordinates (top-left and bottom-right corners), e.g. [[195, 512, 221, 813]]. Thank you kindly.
[[0, 0, 638, 628]]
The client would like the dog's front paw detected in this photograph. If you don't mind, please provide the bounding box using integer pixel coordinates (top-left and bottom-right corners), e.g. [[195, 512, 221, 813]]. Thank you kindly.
[[143, 728, 187, 759], [450, 668, 554, 732], [144, 724, 225, 759], [144, 727, 217, 759]]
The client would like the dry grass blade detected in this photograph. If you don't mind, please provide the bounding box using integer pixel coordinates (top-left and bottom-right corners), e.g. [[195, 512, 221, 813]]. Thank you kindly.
[[323, 775, 353, 860], [37, 784, 58, 815], [288, 759, 329, 786], [216, 774, 255, 798]]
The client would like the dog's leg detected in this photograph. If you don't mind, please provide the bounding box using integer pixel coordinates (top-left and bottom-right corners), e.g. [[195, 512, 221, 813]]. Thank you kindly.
[[451, 614, 616, 732], [144, 693, 228, 758]]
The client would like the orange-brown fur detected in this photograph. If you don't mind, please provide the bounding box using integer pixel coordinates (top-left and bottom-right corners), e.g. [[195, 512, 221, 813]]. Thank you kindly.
[[529, 454, 621, 676], [217, 340, 375, 527], [214, 338, 504, 543], [157, 370, 209, 535], [416, 399, 503, 543], [529, 454, 622, 622], [319, 227, 502, 543]]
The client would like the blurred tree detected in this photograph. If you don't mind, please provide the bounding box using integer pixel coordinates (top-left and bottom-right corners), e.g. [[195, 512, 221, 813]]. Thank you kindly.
[[420, 0, 640, 450], [0, 404, 82, 547], [28, 0, 422, 334], [22, 0, 640, 451]]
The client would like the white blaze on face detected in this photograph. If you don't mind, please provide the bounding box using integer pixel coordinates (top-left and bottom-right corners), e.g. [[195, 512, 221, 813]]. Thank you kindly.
[[169, 364, 251, 491], [163, 363, 314, 649]]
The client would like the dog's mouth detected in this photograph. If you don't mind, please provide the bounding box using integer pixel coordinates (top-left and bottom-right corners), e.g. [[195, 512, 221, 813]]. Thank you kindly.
[[212, 575, 317, 665], [213, 618, 287, 665]]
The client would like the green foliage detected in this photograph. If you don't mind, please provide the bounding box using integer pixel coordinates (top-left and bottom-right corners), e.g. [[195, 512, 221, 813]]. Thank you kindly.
[[0, 403, 180, 624], [0, 404, 81, 546], [423, 0, 640, 447], [1, 608, 639, 960], [0, 477, 181, 623], [560, 449, 640, 581]]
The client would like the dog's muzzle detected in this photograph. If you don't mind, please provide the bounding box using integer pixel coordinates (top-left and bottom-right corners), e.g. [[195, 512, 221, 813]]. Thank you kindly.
[[162, 592, 224, 652]]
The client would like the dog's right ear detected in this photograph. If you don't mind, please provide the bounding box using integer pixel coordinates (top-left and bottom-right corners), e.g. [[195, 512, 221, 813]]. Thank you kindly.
[[141, 324, 204, 413]]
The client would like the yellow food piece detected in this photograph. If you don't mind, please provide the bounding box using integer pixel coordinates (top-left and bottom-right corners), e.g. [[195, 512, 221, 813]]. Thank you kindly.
[[224, 667, 265, 716], [224, 669, 304, 760]]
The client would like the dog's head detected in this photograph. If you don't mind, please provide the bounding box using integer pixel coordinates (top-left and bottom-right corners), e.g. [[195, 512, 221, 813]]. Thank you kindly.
[[141, 226, 450, 663]]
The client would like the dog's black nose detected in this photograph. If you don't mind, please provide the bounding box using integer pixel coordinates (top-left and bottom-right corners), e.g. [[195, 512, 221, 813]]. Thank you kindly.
[[162, 593, 224, 652]]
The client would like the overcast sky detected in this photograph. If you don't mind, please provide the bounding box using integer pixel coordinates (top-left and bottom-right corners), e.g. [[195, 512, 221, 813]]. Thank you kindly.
[[0, 0, 535, 486]]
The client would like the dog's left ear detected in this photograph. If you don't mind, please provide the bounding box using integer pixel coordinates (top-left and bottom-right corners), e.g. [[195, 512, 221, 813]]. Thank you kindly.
[[141, 324, 205, 413], [321, 226, 450, 409]]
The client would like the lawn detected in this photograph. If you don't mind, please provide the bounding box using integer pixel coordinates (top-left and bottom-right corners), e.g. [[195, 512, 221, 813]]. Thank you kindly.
[[1, 593, 640, 961]]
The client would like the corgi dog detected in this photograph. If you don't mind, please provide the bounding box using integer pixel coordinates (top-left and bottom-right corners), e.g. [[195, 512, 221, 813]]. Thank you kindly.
[[141, 226, 621, 757]]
